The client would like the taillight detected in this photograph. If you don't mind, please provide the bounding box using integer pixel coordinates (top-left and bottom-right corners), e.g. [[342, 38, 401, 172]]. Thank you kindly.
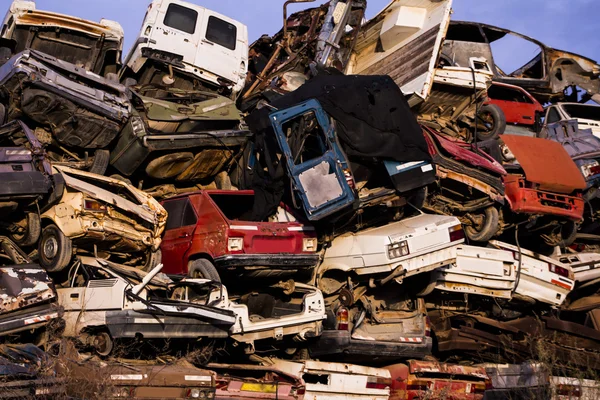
[[448, 225, 465, 242], [407, 381, 432, 391], [556, 384, 582, 397], [387, 240, 409, 259], [591, 165, 600, 176], [366, 376, 392, 390], [343, 168, 356, 190], [471, 383, 487, 393], [336, 307, 349, 330], [485, 379, 493, 390], [425, 316, 431, 337], [303, 238, 317, 252], [227, 237, 244, 252], [548, 263, 571, 278]]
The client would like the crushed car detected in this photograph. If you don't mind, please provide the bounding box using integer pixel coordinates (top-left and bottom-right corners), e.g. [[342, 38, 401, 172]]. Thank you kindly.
[[122, 0, 248, 98], [0, 50, 131, 174], [0, 0, 124, 77], [542, 102, 600, 139], [159, 190, 319, 281], [38, 166, 166, 272], [0, 236, 62, 338]]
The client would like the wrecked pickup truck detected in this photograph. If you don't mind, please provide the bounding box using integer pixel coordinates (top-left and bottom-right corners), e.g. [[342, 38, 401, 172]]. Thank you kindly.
[[110, 87, 251, 187], [0, 236, 61, 338], [246, 74, 436, 223], [440, 20, 600, 104], [38, 166, 166, 272], [160, 190, 319, 281], [0, 0, 124, 77], [0, 50, 131, 175]]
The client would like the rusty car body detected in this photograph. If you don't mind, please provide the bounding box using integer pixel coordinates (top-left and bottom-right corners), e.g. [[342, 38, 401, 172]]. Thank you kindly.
[[500, 134, 587, 246], [422, 126, 506, 242], [0, 0, 124, 77], [0, 236, 61, 337], [0, 50, 131, 175], [385, 360, 489, 400], [38, 166, 167, 272], [110, 88, 250, 186], [440, 21, 600, 104]]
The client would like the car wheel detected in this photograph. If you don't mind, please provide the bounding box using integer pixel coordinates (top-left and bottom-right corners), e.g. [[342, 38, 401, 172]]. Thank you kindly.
[[89, 149, 110, 175], [464, 206, 500, 242], [10, 212, 41, 247], [476, 104, 506, 141], [187, 258, 221, 282], [0, 103, 6, 125], [38, 224, 73, 272], [143, 249, 162, 272], [92, 331, 114, 357]]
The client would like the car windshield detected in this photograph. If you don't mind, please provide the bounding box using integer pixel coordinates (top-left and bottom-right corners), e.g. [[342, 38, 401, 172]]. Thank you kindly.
[[562, 104, 600, 121], [209, 193, 255, 221]]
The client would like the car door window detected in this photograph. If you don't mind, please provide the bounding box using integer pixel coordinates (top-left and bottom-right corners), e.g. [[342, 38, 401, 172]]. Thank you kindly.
[[546, 107, 561, 123], [164, 3, 198, 34], [282, 111, 329, 165], [163, 199, 197, 230], [206, 16, 237, 50]]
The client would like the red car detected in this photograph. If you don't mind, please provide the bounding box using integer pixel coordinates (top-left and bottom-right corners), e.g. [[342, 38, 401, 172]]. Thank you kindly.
[[160, 190, 319, 281], [483, 82, 544, 136], [501, 135, 586, 246], [385, 360, 489, 400]]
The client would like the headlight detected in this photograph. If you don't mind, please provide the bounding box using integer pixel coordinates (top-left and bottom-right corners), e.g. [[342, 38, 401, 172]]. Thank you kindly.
[[387, 240, 409, 259], [83, 199, 107, 212], [303, 238, 317, 252], [227, 237, 243, 251]]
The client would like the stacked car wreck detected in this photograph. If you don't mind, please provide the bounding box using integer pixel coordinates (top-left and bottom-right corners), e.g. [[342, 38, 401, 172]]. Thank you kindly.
[[0, 0, 599, 398]]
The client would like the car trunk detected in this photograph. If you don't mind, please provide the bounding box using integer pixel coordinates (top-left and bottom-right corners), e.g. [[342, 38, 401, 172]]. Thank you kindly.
[[209, 192, 310, 255]]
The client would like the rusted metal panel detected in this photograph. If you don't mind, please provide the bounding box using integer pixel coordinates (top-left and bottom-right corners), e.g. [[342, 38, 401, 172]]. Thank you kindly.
[[502, 135, 587, 193]]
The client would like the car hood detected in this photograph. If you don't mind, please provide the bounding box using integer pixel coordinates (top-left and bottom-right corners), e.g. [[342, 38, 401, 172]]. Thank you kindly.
[[501, 135, 586, 193]]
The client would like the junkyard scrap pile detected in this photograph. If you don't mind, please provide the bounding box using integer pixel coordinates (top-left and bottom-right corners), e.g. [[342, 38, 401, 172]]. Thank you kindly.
[[0, 0, 600, 398]]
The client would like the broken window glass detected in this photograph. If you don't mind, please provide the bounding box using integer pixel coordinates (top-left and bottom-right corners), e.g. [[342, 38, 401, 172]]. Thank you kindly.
[[206, 16, 237, 50], [164, 3, 198, 35], [562, 104, 600, 122], [282, 111, 329, 166]]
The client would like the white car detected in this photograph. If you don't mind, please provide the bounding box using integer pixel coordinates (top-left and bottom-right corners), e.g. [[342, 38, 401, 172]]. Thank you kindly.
[[489, 241, 575, 306], [553, 251, 600, 283], [543, 103, 600, 139], [431, 245, 516, 299]]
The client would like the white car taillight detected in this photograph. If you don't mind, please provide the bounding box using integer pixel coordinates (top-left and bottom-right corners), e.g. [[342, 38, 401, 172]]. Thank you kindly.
[[303, 238, 317, 252], [448, 225, 465, 242], [227, 237, 243, 252], [387, 240, 409, 259]]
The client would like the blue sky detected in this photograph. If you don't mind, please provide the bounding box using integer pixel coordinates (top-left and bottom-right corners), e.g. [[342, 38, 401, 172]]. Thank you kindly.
[[15, 0, 600, 74]]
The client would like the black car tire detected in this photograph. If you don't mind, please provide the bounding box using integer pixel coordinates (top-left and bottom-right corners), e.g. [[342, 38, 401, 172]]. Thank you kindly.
[[11, 212, 41, 247], [187, 258, 221, 282], [89, 150, 110, 175], [0, 103, 5, 125], [464, 206, 500, 242], [143, 249, 162, 272], [557, 220, 578, 248], [476, 104, 506, 141], [38, 224, 73, 272]]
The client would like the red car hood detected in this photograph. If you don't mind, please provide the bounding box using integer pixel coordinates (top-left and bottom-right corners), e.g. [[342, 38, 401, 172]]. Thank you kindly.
[[502, 135, 587, 193], [423, 127, 507, 176]]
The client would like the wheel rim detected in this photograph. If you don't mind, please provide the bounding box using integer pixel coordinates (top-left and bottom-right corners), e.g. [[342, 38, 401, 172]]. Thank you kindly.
[[42, 236, 58, 260]]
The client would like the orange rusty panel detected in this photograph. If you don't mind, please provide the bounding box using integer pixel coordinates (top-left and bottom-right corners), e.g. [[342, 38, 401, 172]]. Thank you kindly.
[[501, 135, 586, 193]]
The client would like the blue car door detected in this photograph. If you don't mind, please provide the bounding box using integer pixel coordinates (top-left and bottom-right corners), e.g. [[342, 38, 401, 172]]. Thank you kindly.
[[269, 99, 355, 220]]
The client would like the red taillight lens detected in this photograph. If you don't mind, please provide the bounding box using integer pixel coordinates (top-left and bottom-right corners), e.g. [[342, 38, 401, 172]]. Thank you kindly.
[[556, 384, 581, 397], [366, 377, 392, 390], [425, 316, 431, 337], [336, 307, 349, 331], [591, 165, 600, 175], [343, 168, 356, 190], [295, 387, 306, 395], [449, 225, 465, 242], [548, 263, 571, 278]]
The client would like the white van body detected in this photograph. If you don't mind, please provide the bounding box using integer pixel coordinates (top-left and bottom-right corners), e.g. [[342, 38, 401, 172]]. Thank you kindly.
[[125, 0, 248, 94]]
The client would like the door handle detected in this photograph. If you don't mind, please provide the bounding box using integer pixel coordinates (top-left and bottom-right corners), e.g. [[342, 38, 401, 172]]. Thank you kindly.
[[201, 39, 214, 46]]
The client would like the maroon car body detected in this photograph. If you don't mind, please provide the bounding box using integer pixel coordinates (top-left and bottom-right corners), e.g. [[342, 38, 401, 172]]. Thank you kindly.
[[160, 190, 319, 279]]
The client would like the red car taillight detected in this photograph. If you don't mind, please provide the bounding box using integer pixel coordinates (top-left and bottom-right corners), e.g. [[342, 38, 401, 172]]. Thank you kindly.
[[591, 165, 600, 176], [448, 225, 465, 242], [336, 307, 349, 331], [548, 263, 571, 279], [366, 376, 392, 390]]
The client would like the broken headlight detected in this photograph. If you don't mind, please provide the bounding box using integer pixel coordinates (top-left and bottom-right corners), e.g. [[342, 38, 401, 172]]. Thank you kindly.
[[303, 238, 317, 252], [387, 240, 409, 259], [227, 237, 243, 252]]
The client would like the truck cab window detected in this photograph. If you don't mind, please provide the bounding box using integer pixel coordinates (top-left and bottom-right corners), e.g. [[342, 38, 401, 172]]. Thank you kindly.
[[164, 3, 198, 34], [206, 16, 237, 50]]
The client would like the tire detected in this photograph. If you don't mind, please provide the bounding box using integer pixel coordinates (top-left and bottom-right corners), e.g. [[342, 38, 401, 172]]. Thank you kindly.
[[464, 206, 500, 242], [89, 150, 110, 175], [143, 249, 162, 272], [187, 258, 221, 282], [476, 104, 506, 141], [0, 103, 5, 125], [38, 224, 73, 272], [558, 220, 579, 248], [10, 212, 41, 247]]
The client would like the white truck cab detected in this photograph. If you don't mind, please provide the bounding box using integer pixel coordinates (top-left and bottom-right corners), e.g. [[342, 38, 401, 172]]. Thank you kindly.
[[123, 0, 248, 96]]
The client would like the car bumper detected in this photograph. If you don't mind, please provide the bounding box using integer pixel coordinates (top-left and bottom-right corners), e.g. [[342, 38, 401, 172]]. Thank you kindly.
[[214, 254, 320, 269], [504, 177, 584, 220], [0, 303, 61, 336], [309, 330, 432, 359], [0, 171, 52, 199]]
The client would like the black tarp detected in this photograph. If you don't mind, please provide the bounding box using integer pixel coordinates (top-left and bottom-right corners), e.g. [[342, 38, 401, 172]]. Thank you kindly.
[[256, 74, 431, 162]]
